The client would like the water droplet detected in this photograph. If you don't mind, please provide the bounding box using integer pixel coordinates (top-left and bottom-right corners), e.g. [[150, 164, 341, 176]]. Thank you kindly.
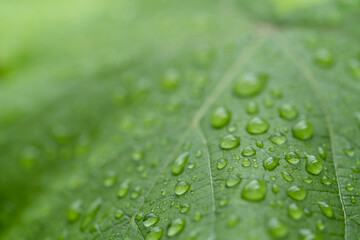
[[138, 213, 156, 228], [288, 203, 302, 220], [219, 196, 230, 207], [345, 183, 354, 192], [117, 180, 130, 198], [343, 147, 355, 157], [272, 184, 279, 193], [174, 181, 191, 196], [226, 215, 240, 228], [263, 157, 279, 171], [299, 229, 324, 240], [256, 140, 263, 148], [303, 176, 313, 184], [219, 135, 240, 149], [246, 101, 258, 114], [241, 179, 267, 202], [269, 132, 287, 145], [316, 219, 325, 231], [115, 209, 124, 219], [193, 212, 202, 222], [292, 120, 313, 140], [282, 171, 294, 182], [287, 186, 307, 201], [171, 152, 190, 176], [285, 152, 300, 164], [147, 227, 164, 240], [317, 146, 327, 160], [180, 204, 191, 213], [227, 125, 237, 133], [233, 72, 268, 97], [162, 69, 180, 90], [211, 107, 231, 128], [279, 103, 297, 120], [317, 202, 333, 218], [320, 176, 332, 185], [241, 147, 256, 157], [246, 117, 269, 134], [187, 162, 196, 169], [67, 200, 82, 223], [103, 172, 117, 187], [167, 218, 185, 237], [315, 48, 334, 67], [350, 196, 356, 203], [268, 218, 288, 238], [132, 149, 144, 161], [80, 198, 102, 231], [242, 158, 251, 167], [217, 158, 228, 170], [130, 187, 142, 199], [305, 155, 323, 175], [226, 175, 242, 188], [348, 59, 360, 79], [195, 150, 203, 158]]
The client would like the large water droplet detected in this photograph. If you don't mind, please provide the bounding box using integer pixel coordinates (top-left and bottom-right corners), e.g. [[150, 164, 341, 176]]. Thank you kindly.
[[246, 117, 269, 134], [241, 179, 266, 202], [147, 227, 164, 240], [279, 103, 298, 120], [143, 213, 159, 227], [305, 155, 323, 175], [226, 175, 242, 188], [285, 152, 300, 164], [174, 181, 191, 196], [211, 107, 231, 128], [292, 120, 313, 140], [171, 152, 190, 176], [288, 203, 302, 220], [287, 186, 307, 201], [269, 132, 287, 145], [167, 218, 185, 237], [241, 147, 256, 157], [263, 157, 279, 171], [268, 218, 288, 238], [233, 72, 268, 97], [217, 158, 228, 170], [317, 202, 333, 218], [219, 135, 240, 149]]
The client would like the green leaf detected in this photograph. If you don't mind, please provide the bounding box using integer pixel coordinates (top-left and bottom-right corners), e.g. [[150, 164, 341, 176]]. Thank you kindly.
[[1, 0, 360, 240]]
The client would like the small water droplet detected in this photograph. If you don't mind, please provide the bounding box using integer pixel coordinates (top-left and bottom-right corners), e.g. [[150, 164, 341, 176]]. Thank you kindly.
[[288, 203, 302, 220], [117, 180, 130, 198], [343, 147, 355, 157], [241, 179, 267, 202], [287, 186, 307, 201], [263, 157, 279, 171], [196, 150, 203, 158], [217, 158, 228, 170], [303, 176, 313, 184], [171, 152, 190, 176], [103, 172, 117, 187], [167, 218, 185, 237], [317, 146, 327, 160], [246, 117, 269, 134], [226, 175, 242, 188], [174, 181, 191, 196], [305, 155, 323, 175], [315, 48, 334, 67], [242, 158, 251, 167], [241, 147, 256, 157], [269, 132, 287, 145], [317, 202, 333, 218], [187, 162, 196, 169], [345, 183, 354, 192], [115, 209, 124, 219], [132, 149, 144, 161], [246, 101, 259, 114], [211, 107, 231, 128], [193, 212, 202, 222], [219, 196, 230, 207], [350, 196, 356, 203], [316, 219, 325, 231], [219, 135, 240, 150], [285, 152, 300, 164], [282, 171, 294, 182], [279, 103, 297, 120], [67, 200, 82, 223], [256, 140, 263, 148], [292, 120, 313, 140], [147, 227, 164, 240], [233, 72, 268, 97], [80, 198, 102, 231], [143, 213, 159, 227], [272, 184, 279, 193], [130, 187, 142, 199], [162, 69, 180, 90], [299, 229, 324, 240], [226, 215, 240, 228], [268, 218, 288, 238], [320, 176, 332, 185], [348, 59, 360, 79], [180, 204, 191, 213]]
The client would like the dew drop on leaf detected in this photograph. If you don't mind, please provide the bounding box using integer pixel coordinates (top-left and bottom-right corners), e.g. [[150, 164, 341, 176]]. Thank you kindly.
[[317, 146, 327, 160], [299, 229, 324, 240], [285, 152, 300, 164], [130, 186, 142, 199], [115, 209, 124, 219], [246, 101, 258, 114], [263, 157, 279, 171], [219, 135, 240, 149], [174, 181, 191, 196], [287, 186, 307, 201], [345, 183, 354, 192], [282, 171, 294, 182], [233, 72, 268, 97], [171, 152, 190, 176], [162, 69, 180, 90], [272, 184, 279, 193], [211, 107, 231, 128], [143, 213, 159, 227], [225, 175, 242, 188], [67, 200, 82, 223], [147, 227, 164, 240], [303, 176, 313, 184], [279, 103, 298, 120], [256, 140, 263, 148], [305, 155, 323, 175], [246, 117, 269, 134], [167, 218, 185, 237], [288, 203, 303, 220], [80, 198, 102, 231], [316, 219, 325, 231], [180, 204, 191, 213], [317, 202, 333, 218], [226, 215, 240, 228], [267, 217, 288, 238], [242, 158, 251, 167], [292, 120, 313, 140], [217, 158, 228, 170], [193, 212, 203, 222], [320, 176, 332, 185], [241, 179, 267, 202], [241, 146, 256, 157], [343, 146, 355, 157], [314, 48, 334, 67], [117, 180, 130, 198], [269, 132, 287, 145]]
